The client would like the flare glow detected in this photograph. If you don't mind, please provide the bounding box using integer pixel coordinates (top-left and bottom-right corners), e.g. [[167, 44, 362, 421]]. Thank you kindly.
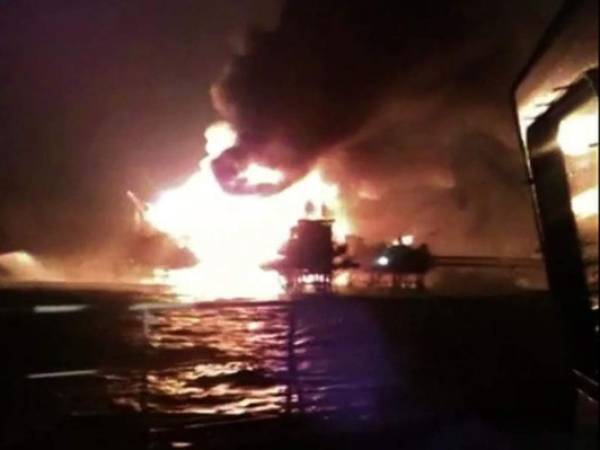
[[143, 122, 350, 300]]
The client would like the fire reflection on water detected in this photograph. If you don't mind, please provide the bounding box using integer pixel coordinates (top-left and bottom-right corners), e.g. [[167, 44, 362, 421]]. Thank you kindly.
[[111, 306, 291, 416], [107, 302, 391, 420]]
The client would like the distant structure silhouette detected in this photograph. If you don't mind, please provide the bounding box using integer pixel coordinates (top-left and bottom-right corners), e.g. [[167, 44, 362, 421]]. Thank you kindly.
[[264, 219, 357, 293], [372, 241, 433, 290]]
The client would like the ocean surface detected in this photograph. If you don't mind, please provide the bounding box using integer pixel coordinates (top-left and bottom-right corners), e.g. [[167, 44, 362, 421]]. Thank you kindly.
[[0, 284, 571, 448]]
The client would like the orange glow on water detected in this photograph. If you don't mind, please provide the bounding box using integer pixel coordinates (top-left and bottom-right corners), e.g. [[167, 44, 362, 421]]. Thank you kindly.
[[143, 122, 350, 300]]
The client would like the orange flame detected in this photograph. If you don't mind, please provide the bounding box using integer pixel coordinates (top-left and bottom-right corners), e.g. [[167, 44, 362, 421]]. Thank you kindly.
[[238, 163, 285, 185], [143, 122, 350, 300]]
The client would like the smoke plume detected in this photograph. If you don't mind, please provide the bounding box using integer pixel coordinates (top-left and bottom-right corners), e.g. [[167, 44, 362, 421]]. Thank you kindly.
[[0, 252, 60, 282], [212, 0, 561, 254]]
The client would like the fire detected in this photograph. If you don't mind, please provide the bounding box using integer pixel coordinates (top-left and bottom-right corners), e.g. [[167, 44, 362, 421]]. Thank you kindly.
[[238, 163, 285, 185], [143, 122, 350, 300], [204, 121, 237, 157]]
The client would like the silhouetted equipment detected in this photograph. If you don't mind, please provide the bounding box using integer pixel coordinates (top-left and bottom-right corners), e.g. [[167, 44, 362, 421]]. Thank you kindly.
[[373, 243, 433, 290], [372, 241, 541, 291], [264, 219, 357, 292]]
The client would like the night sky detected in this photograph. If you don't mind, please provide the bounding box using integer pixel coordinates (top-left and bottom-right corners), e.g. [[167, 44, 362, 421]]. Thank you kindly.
[[0, 0, 281, 257], [0, 0, 562, 266]]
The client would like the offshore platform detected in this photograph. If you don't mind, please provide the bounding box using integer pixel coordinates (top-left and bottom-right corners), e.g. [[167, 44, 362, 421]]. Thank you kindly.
[[265, 217, 541, 294], [370, 239, 541, 292], [264, 219, 357, 293]]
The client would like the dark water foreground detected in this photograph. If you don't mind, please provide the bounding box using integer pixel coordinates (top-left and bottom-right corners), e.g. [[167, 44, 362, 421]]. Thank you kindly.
[[0, 285, 572, 449]]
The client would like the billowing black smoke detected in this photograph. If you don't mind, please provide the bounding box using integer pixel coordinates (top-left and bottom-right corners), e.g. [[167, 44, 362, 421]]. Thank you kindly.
[[211, 0, 561, 256], [211, 0, 491, 192]]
